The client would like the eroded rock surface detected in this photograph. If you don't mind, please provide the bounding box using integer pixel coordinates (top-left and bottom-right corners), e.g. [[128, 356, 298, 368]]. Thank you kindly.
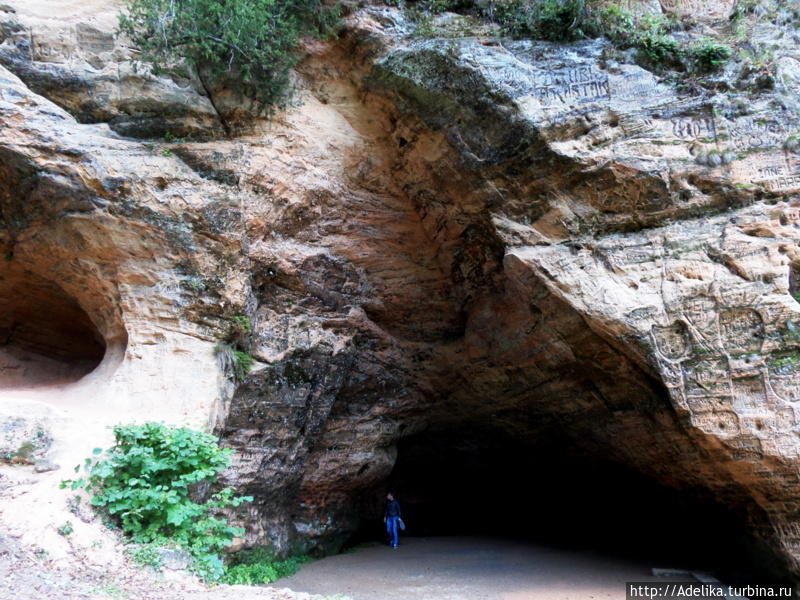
[[2, 0, 800, 581]]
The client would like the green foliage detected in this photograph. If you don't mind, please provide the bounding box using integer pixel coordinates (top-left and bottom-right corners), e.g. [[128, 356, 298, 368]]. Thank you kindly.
[[531, 0, 586, 41], [128, 543, 164, 569], [592, 10, 683, 70], [490, 0, 586, 40], [230, 314, 252, 333], [222, 547, 311, 585], [637, 31, 683, 68], [770, 353, 800, 374], [233, 350, 255, 380], [215, 343, 255, 382], [418, 0, 461, 12], [57, 521, 74, 536], [61, 423, 251, 581], [589, 4, 635, 45], [15, 440, 35, 460], [690, 42, 732, 72], [89, 584, 126, 598], [118, 0, 340, 115]]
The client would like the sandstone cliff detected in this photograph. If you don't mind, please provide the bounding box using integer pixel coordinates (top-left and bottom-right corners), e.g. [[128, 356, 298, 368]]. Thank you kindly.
[[2, 0, 800, 582]]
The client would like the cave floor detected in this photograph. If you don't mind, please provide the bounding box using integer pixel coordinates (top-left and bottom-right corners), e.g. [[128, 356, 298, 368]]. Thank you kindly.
[[270, 536, 687, 600]]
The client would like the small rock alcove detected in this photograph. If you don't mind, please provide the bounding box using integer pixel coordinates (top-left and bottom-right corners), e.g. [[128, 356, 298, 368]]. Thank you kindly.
[[0, 266, 107, 388], [351, 427, 772, 585]]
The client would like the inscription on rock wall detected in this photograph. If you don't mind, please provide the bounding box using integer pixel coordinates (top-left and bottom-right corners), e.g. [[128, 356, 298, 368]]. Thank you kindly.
[[683, 295, 718, 331], [672, 116, 717, 141], [652, 321, 689, 359], [769, 373, 800, 403], [729, 152, 800, 193], [724, 116, 787, 152], [533, 67, 610, 106], [683, 357, 730, 397], [693, 410, 740, 435], [719, 308, 764, 353], [76, 24, 115, 54], [731, 375, 768, 411]]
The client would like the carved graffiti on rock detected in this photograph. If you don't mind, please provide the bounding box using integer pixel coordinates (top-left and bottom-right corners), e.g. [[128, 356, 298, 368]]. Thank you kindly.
[[683, 357, 730, 397], [652, 321, 689, 359], [730, 374, 768, 411], [692, 410, 740, 435], [533, 67, 610, 106], [776, 407, 796, 431], [723, 115, 788, 152], [672, 117, 716, 141], [769, 375, 800, 404], [719, 308, 764, 353], [683, 295, 717, 332]]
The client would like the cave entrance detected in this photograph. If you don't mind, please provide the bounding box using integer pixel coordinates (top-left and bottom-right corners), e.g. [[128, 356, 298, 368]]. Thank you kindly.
[[353, 427, 765, 585], [0, 266, 106, 388]]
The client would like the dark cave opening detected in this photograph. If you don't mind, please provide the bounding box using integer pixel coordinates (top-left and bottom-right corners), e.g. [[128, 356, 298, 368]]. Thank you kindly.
[[0, 267, 106, 387], [351, 427, 779, 586]]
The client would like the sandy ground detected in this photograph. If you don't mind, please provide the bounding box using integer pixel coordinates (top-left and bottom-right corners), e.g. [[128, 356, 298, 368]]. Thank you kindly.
[[0, 532, 695, 600], [271, 536, 683, 600]]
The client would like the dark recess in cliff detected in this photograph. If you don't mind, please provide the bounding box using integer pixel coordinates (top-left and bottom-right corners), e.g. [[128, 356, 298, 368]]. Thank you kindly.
[[0, 265, 106, 387], [351, 427, 787, 586]]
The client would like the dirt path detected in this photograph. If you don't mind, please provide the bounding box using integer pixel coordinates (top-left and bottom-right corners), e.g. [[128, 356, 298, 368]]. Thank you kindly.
[[270, 536, 681, 600]]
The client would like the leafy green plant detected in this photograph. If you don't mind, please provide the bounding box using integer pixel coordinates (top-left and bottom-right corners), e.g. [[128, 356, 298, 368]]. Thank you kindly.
[[128, 543, 164, 569], [118, 0, 340, 117], [770, 353, 800, 374], [89, 584, 126, 599], [532, 0, 585, 41], [222, 547, 311, 585], [57, 521, 74, 536], [61, 423, 251, 581], [589, 4, 635, 45], [215, 343, 255, 382], [638, 33, 681, 65], [233, 350, 255, 380], [491, 0, 586, 40], [230, 315, 252, 334], [691, 42, 732, 72]]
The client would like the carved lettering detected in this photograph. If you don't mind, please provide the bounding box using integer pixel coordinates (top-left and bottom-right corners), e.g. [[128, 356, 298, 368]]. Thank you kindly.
[[533, 67, 610, 106], [723, 116, 788, 152], [719, 308, 764, 353], [683, 357, 730, 397], [731, 375, 768, 411], [652, 321, 689, 359], [672, 117, 716, 140], [683, 295, 717, 331]]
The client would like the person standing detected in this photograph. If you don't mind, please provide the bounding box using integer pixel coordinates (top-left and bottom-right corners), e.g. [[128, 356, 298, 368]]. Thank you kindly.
[[384, 492, 402, 549]]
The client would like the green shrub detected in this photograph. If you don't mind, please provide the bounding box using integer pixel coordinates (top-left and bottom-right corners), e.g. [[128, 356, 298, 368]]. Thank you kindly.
[[118, 0, 340, 115], [589, 4, 635, 45], [492, 0, 586, 40], [222, 548, 312, 585], [690, 42, 732, 72], [533, 0, 586, 41], [215, 343, 255, 381], [637, 32, 683, 68], [230, 315, 252, 334], [61, 423, 251, 581], [57, 521, 74, 536], [128, 542, 164, 569], [233, 350, 255, 380]]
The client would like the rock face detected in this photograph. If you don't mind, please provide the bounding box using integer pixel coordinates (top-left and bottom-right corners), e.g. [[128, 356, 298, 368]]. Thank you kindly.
[[3, 0, 800, 581]]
